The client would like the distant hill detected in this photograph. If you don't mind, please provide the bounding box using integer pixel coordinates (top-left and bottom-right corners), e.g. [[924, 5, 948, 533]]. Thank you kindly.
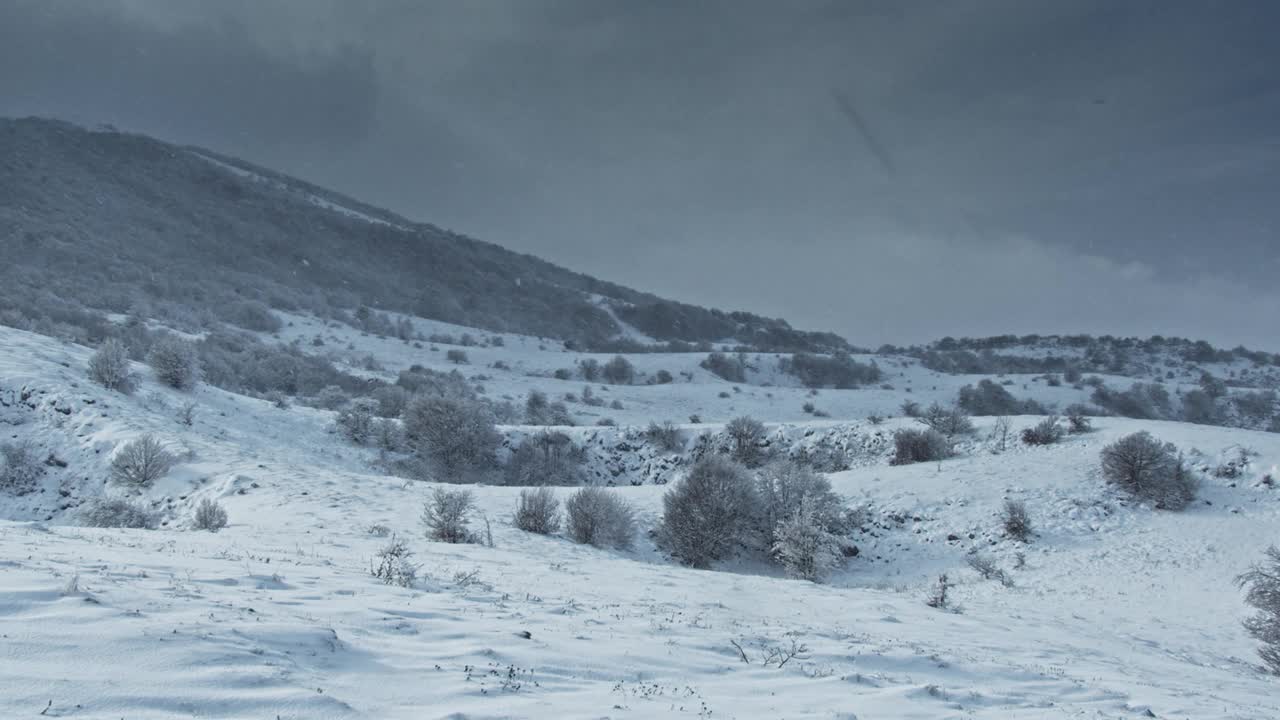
[[0, 117, 849, 353]]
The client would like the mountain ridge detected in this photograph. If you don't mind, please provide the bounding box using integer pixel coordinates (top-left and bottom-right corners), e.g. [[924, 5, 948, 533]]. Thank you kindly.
[[0, 116, 850, 353]]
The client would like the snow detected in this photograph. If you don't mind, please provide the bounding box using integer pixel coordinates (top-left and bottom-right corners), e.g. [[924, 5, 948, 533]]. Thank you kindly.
[[190, 151, 408, 230], [2, 321, 1279, 718]]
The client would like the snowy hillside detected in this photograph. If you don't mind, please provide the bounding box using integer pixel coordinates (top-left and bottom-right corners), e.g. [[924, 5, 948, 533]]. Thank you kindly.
[[3, 320, 1279, 719]]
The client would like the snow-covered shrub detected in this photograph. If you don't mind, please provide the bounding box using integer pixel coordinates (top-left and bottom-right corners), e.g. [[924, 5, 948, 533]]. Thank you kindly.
[[421, 487, 475, 543], [772, 495, 844, 582], [372, 418, 404, 452], [147, 334, 200, 390], [446, 349, 469, 364], [926, 573, 953, 609], [193, 497, 228, 532], [314, 385, 349, 410], [1100, 431, 1198, 510], [0, 441, 43, 494], [701, 352, 747, 382], [967, 554, 1013, 587], [503, 431, 586, 486], [266, 390, 291, 409], [1001, 499, 1033, 542], [371, 384, 409, 418], [371, 535, 417, 587], [1091, 382, 1172, 420], [780, 352, 880, 389], [644, 421, 684, 453], [110, 435, 175, 488], [565, 487, 636, 550], [402, 395, 500, 479], [725, 415, 767, 467], [1065, 406, 1093, 434], [1236, 545, 1280, 674], [87, 338, 135, 392], [602, 355, 635, 385], [222, 300, 281, 332], [891, 428, 951, 465], [660, 456, 759, 568], [579, 358, 601, 381], [755, 460, 846, 543], [80, 497, 158, 529], [916, 403, 974, 437], [1021, 416, 1064, 446], [524, 390, 574, 426], [958, 379, 1045, 416], [513, 486, 561, 535], [337, 398, 379, 445]]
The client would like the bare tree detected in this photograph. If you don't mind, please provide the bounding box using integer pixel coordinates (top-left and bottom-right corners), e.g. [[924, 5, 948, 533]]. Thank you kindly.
[[1001, 499, 1033, 542], [193, 497, 228, 532], [421, 488, 475, 543], [725, 415, 767, 467], [1236, 546, 1280, 674], [110, 435, 175, 488]]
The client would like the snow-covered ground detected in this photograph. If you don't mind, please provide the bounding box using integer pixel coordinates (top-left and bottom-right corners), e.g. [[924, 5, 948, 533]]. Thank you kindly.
[[2, 323, 1279, 718]]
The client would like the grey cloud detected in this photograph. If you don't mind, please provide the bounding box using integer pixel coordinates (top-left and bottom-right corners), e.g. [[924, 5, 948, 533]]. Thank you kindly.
[[3, 0, 1278, 349]]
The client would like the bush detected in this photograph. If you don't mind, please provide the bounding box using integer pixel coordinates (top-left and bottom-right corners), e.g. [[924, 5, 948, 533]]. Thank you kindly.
[[755, 460, 847, 542], [1065, 406, 1093, 433], [553, 368, 573, 380], [402, 395, 500, 479], [193, 497, 228, 532], [337, 398, 379, 445], [660, 456, 758, 567], [1021, 416, 1064, 446], [958, 379, 1045, 416], [446, 349, 469, 364], [147, 334, 201, 390], [653, 369, 674, 384], [1001, 499, 1032, 541], [80, 497, 158, 528], [891, 428, 951, 465], [725, 415, 767, 467], [222, 300, 281, 332], [525, 390, 574, 426], [1236, 546, 1280, 674], [0, 441, 43, 494], [916, 403, 974, 437], [780, 352, 880, 389], [773, 495, 844, 582], [110, 435, 175, 487], [513, 487, 561, 535], [421, 487, 475, 543], [644, 421, 683, 453], [371, 385, 409, 418], [504, 432, 586, 486], [701, 352, 747, 383], [602, 355, 635, 384], [565, 487, 636, 550], [314, 385, 349, 410], [371, 535, 417, 587], [579, 358, 600, 381], [88, 338, 135, 392], [1100, 431, 1198, 510]]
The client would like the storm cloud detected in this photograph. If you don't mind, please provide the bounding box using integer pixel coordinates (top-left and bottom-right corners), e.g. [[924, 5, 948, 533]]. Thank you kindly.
[[3, 0, 1278, 349]]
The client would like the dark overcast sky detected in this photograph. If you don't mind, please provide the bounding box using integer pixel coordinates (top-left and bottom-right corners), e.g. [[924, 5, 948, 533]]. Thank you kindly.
[[3, 0, 1279, 349]]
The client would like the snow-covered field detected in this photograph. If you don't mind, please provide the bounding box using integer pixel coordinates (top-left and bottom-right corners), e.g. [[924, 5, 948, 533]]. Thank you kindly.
[[2, 323, 1279, 718]]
